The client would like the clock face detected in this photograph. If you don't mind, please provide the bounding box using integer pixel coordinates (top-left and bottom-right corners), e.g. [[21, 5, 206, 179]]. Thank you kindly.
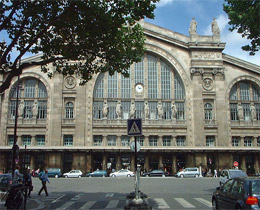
[[135, 84, 144, 93]]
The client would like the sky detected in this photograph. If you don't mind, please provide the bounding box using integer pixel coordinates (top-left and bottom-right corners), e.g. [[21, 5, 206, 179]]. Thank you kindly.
[[145, 0, 260, 66]]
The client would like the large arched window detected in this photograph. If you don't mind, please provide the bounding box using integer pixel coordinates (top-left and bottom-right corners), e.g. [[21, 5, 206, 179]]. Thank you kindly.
[[229, 81, 260, 121], [9, 78, 48, 120], [93, 53, 185, 121]]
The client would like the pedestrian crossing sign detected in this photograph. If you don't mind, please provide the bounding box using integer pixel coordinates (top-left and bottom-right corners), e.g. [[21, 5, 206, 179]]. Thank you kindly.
[[127, 119, 142, 136]]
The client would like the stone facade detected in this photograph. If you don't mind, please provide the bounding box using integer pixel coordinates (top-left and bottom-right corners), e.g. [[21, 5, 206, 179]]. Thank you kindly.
[[0, 20, 260, 176]]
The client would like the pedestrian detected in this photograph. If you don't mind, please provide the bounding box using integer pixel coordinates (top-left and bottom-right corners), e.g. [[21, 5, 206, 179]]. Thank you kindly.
[[14, 165, 22, 184], [38, 169, 50, 196], [24, 168, 33, 198], [214, 169, 218, 177]]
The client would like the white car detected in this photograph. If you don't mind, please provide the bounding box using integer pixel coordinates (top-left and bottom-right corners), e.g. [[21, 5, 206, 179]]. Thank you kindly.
[[63, 170, 83, 178], [109, 169, 134, 177]]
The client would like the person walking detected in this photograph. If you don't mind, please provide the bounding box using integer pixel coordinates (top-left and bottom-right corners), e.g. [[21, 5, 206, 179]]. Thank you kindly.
[[24, 168, 33, 198], [13, 165, 22, 184], [38, 169, 50, 196], [214, 169, 218, 177]]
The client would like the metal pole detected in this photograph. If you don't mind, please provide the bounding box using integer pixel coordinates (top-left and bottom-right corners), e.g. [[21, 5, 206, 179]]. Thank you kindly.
[[135, 136, 137, 172], [12, 75, 20, 180]]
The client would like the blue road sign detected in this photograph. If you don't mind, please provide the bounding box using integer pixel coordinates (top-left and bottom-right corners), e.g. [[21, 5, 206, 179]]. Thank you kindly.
[[127, 119, 142, 136]]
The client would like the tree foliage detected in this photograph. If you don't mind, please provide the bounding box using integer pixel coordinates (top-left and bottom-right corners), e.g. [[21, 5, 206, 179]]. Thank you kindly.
[[0, 0, 158, 93], [223, 0, 260, 55]]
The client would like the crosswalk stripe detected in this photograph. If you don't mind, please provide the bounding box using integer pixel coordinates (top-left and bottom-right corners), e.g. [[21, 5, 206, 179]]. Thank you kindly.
[[79, 201, 97, 210], [51, 194, 66, 203], [55, 201, 75, 210], [174, 198, 195, 208], [105, 200, 119, 209], [153, 198, 171, 209], [194, 198, 212, 207]]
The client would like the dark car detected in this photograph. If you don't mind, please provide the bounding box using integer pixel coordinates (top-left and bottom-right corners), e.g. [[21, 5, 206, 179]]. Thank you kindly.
[[143, 169, 169, 177], [0, 173, 12, 192], [212, 177, 260, 210], [86, 170, 107, 177]]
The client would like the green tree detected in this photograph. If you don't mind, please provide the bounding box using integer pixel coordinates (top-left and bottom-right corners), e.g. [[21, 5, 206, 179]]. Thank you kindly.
[[0, 0, 158, 93], [223, 0, 260, 55]]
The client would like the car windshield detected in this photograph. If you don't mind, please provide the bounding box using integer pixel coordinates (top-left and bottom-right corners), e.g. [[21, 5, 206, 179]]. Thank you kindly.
[[252, 180, 260, 195], [229, 170, 247, 178]]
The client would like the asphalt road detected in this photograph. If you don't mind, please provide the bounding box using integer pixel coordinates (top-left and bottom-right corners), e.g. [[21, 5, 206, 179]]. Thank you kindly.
[[1, 177, 219, 209]]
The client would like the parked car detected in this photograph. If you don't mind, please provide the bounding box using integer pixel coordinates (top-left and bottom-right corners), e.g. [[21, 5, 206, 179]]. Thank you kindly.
[[212, 177, 260, 210], [0, 173, 12, 192], [110, 169, 134, 177], [175, 167, 199, 178], [63, 170, 83, 178], [143, 169, 169, 177], [86, 170, 108, 177], [220, 169, 247, 186], [46, 168, 62, 178]]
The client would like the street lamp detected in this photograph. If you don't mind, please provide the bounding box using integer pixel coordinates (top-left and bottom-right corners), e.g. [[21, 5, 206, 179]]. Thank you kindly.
[[12, 61, 21, 180]]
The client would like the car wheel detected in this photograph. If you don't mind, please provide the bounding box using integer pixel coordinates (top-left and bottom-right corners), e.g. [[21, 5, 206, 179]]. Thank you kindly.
[[90, 175, 92, 177], [112, 174, 116, 177], [78, 175, 81, 178], [146, 174, 149, 177], [55, 175, 58, 178], [102, 175, 105, 177], [65, 175, 68, 178], [195, 174, 199, 178], [127, 174, 131, 177], [180, 174, 184, 178], [212, 198, 218, 210], [162, 174, 165, 177]]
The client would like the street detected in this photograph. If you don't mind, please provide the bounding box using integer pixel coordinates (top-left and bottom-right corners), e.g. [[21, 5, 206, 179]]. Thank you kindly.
[[1, 177, 219, 209]]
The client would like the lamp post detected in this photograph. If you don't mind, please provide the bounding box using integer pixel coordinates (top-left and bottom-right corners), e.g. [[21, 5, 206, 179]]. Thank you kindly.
[[12, 61, 21, 181]]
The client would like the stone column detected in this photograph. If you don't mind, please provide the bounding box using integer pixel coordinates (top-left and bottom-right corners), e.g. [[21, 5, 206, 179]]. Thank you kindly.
[[172, 154, 177, 175], [103, 135, 107, 147], [30, 154, 35, 170], [144, 135, 149, 147], [241, 155, 246, 171], [158, 154, 163, 169], [172, 136, 176, 146], [17, 135, 22, 146], [241, 137, 245, 147], [102, 153, 107, 170], [116, 136, 121, 147], [254, 154, 259, 174], [144, 154, 149, 171], [253, 137, 258, 147], [31, 135, 36, 146], [158, 136, 163, 147], [86, 153, 92, 173], [116, 154, 121, 170]]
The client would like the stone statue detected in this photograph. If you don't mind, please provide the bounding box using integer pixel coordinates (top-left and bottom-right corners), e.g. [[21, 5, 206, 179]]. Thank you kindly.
[[189, 17, 197, 35], [32, 101, 38, 117], [237, 104, 244, 120], [157, 102, 163, 119], [18, 101, 24, 117], [116, 101, 122, 119], [144, 102, 149, 119], [171, 102, 177, 119], [102, 102, 108, 118], [250, 103, 257, 120], [211, 18, 220, 35], [130, 102, 136, 119]]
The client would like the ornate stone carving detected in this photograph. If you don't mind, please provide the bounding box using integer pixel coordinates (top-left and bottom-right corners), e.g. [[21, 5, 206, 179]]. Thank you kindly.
[[203, 78, 213, 91], [189, 18, 197, 35], [65, 76, 76, 89]]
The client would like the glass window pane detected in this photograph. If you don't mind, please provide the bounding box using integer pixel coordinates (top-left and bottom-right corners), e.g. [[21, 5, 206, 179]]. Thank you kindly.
[[93, 101, 103, 119], [108, 101, 117, 120], [135, 101, 144, 119], [240, 82, 250, 101], [122, 101, 130, 119], [23, 135, 31, 146], [65, 102, 74, 119], [94, 73, 104, 98], [121, 69, 131, 98], [242, 103, 250, 121], [174, 74, 184, 99], [147, 55, 158, 99], [24, 79, 36, 98], [108, 135, 116, 146], [162, 102, 171, 119], [38, 101, 47, 119], [38, 81, 47, 98], [93, 136, 102, 146], [64, 135, 73, 146], [134, 57, 144, 84], [24, 101, 33, 119], [176, 102, 185, 120], [36, 135, 45, 146], [149, 102, 157, 120], [107, 73, 118, 98], [230, 85, 238, 100], [161, 62, 171, 99]]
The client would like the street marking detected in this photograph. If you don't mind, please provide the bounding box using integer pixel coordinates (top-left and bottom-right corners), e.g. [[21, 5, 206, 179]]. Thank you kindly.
[[153, 198, 171, 209], [105, 193, 114, 197], [105, 200, 119, 209], [194, 198, 212, 207], [174, 198, 195, 208], [71, 194, 83, 201], [51, 194, 66, 203], [55, 201, 75, 210], [79, 201, 97, 210]]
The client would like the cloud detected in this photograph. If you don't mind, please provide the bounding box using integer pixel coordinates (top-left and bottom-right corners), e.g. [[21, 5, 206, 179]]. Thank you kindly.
[[156, 0, 174, 7]]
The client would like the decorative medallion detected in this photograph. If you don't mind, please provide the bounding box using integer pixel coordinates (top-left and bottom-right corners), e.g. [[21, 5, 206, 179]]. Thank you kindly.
[[65, 76, 76, 89], [203, 78, 213, 91]]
